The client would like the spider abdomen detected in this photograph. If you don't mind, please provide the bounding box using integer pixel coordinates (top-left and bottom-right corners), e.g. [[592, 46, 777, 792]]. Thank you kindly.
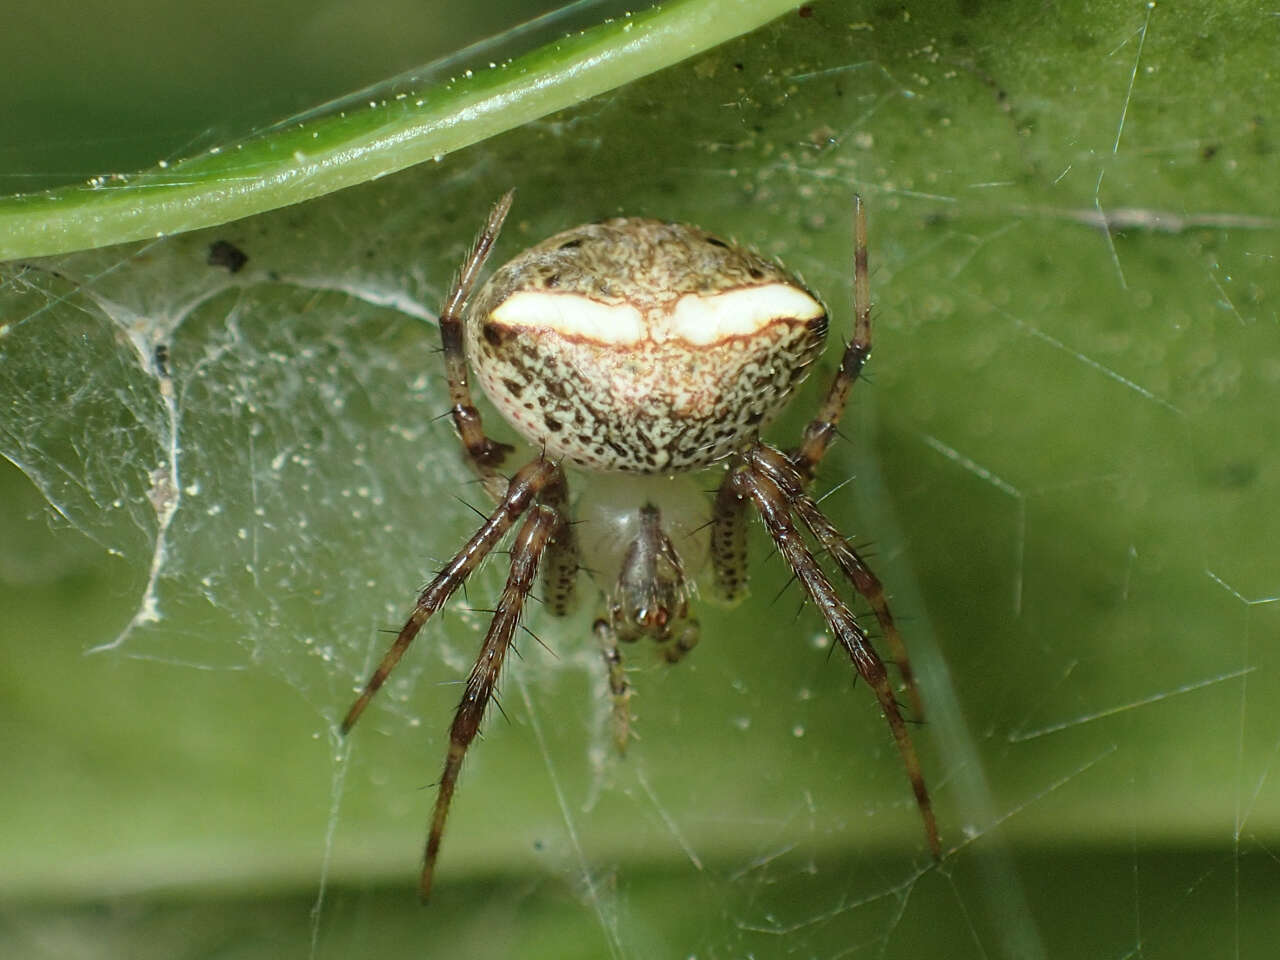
[[465, 218, 828, 473]]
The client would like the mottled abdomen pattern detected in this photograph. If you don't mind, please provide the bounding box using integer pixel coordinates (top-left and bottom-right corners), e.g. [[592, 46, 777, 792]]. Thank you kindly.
[[465, 218, 829, 473]]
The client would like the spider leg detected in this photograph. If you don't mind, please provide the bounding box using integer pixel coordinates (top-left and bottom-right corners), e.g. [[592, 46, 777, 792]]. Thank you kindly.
[[593, 617, 633, 754], [539, 469, 579, 616], [748, 444, 924, 719], [340, 456, 564, 734], [422, 502, 560, 901], [790, 194, 872, 484], [711, 478, 750, 603], [441, 190, 518, 502], [727, 453, 941, 859]]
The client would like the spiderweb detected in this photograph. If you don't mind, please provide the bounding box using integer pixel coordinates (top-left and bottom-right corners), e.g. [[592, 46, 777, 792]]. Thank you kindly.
[[2, 2, 1279, 958]]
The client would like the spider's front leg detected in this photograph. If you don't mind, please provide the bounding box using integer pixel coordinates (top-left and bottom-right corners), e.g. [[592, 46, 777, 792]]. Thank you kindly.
[[340, 456, 564, 734], [748, 445, 924, 719], [421, 500, 562, 901], [723, 446, 941, 859], [341, 454, 570, 900]]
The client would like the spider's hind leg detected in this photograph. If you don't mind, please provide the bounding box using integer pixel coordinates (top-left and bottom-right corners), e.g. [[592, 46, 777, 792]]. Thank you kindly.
[[440, 190, 519, 503], [790, 194, 873, 484]]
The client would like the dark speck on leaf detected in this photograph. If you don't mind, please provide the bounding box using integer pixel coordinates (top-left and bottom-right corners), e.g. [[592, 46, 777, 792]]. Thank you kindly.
[[153, 343, 170, 377], [207, 240, 248, 273]]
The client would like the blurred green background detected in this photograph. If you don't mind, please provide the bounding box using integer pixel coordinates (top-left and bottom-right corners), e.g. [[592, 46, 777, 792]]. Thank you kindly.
[[3, 1, 1279, 957]]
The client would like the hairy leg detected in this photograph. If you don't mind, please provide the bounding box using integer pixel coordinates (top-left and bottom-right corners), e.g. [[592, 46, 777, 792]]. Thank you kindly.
[[440, 190, 518, 502], [790, 194, 872, 483], [538, 464, 579, 616], [340, 456, 563, 734], [710, 477, 750, 603], [747, 444, 924, 719], [421, 503, 560, 900], [727, 452, 940, 859]]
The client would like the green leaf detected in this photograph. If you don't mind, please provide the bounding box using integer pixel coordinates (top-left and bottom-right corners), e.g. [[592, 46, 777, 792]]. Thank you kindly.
[[0, 0, 795, 259], [3, 1, 1278, 958]]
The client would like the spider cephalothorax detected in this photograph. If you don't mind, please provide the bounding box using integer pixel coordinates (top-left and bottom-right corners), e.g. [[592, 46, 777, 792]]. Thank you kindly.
[[341, 191, 940, 900]]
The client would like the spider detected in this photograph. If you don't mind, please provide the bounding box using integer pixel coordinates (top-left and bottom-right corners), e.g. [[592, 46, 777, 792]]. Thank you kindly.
[[341, 190, 941, 900]]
